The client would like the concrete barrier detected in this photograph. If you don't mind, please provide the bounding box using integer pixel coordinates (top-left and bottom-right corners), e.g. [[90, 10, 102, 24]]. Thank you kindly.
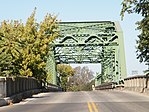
[[42, 81, 62, 92], [6, 77, 42, 97], [0, 76, 42, 106], [0, 77, 6, 98], [0, 76, 62, 106], [95, 74, 149, 95], [124, 74, 149, 93], [95, 82, 117, 90]]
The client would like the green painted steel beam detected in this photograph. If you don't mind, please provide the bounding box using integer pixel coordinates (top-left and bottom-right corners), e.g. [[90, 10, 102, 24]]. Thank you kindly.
[[46, 21, 127, 85]]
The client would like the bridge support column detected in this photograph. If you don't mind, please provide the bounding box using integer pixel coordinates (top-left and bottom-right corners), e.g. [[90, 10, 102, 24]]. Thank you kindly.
[[114, 46, 119, 82], [46, 51, 57, 85], [115, 22, 127, 79]]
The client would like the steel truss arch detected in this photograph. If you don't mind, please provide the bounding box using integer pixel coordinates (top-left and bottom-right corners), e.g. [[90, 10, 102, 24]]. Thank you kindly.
[[46, 21, 127, 85]]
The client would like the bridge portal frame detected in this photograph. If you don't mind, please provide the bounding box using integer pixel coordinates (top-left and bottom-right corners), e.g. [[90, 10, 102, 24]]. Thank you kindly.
[[46, 21, 127, 85]]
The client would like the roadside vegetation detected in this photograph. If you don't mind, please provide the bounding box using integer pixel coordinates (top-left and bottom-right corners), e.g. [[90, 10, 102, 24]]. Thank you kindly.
[[67, 66, 94, 91], [0, 9, 94, 91], [57, 65, 94, 91], [57, 64, 75, 91], [121, 0, 149, 69], [1, 1, 148, 89], [0, 9, 59, 80]]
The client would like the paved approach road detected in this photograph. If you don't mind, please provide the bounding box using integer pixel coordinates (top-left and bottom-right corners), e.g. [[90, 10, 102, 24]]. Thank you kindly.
[[0, 90, 149, 112]]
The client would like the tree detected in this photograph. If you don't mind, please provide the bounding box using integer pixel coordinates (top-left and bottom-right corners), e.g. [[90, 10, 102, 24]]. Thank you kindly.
[[57, 64, 75, 91], [67, 66, 94, 91], [19, 9, 59, 80], [73, 66, 94, 85], [0, 20, 24, 76], [121, 0, 149, 65], [0, 9, 59, 80]]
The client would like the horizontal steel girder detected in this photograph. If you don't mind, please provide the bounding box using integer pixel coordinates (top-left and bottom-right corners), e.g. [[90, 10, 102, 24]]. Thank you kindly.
[[47, 21, 127, 84]]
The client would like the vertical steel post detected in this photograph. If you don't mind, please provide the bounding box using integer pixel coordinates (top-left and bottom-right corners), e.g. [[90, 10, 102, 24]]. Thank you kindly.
[[115, 22, 127, 79], [46, 50, 57, 85]]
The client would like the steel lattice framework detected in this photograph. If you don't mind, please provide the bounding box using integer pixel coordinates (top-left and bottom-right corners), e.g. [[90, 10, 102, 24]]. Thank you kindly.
[[46, 21, 127, 85]]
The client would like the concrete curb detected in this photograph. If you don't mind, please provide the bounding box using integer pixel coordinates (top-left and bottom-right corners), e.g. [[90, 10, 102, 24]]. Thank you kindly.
[[0, 98, 8, 107], [0, 89, 42, 107]]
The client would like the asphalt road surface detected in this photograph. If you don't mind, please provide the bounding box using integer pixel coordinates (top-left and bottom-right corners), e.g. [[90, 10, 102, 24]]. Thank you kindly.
[[0, 90, 149, 112]]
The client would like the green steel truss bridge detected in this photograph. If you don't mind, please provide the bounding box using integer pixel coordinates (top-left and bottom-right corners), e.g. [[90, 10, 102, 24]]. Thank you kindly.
[[46, 21, 127, 86]]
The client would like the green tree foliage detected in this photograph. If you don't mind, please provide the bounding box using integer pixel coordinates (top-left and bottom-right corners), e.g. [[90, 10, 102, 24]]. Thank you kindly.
[[121, 0, 149, 64], [0, 20, 24, 76], [19, 10, 59, 80], [80, 79, 95, 91], [57, 64, 75, 91], [0, 9, 59, 79]]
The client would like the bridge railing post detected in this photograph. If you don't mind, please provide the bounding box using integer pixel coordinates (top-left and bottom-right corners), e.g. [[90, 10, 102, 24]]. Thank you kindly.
[[0, 77, 6, 98]]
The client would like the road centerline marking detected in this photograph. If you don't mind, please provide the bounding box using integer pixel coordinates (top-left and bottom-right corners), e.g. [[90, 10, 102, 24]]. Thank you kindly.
[[87, 102, 99, 112], [92, 102, 98, 112], [87, 102, 93, 112]]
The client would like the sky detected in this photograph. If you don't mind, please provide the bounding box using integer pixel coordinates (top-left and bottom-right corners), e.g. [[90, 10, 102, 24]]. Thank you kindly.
[[0, 0, 147, 76]]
